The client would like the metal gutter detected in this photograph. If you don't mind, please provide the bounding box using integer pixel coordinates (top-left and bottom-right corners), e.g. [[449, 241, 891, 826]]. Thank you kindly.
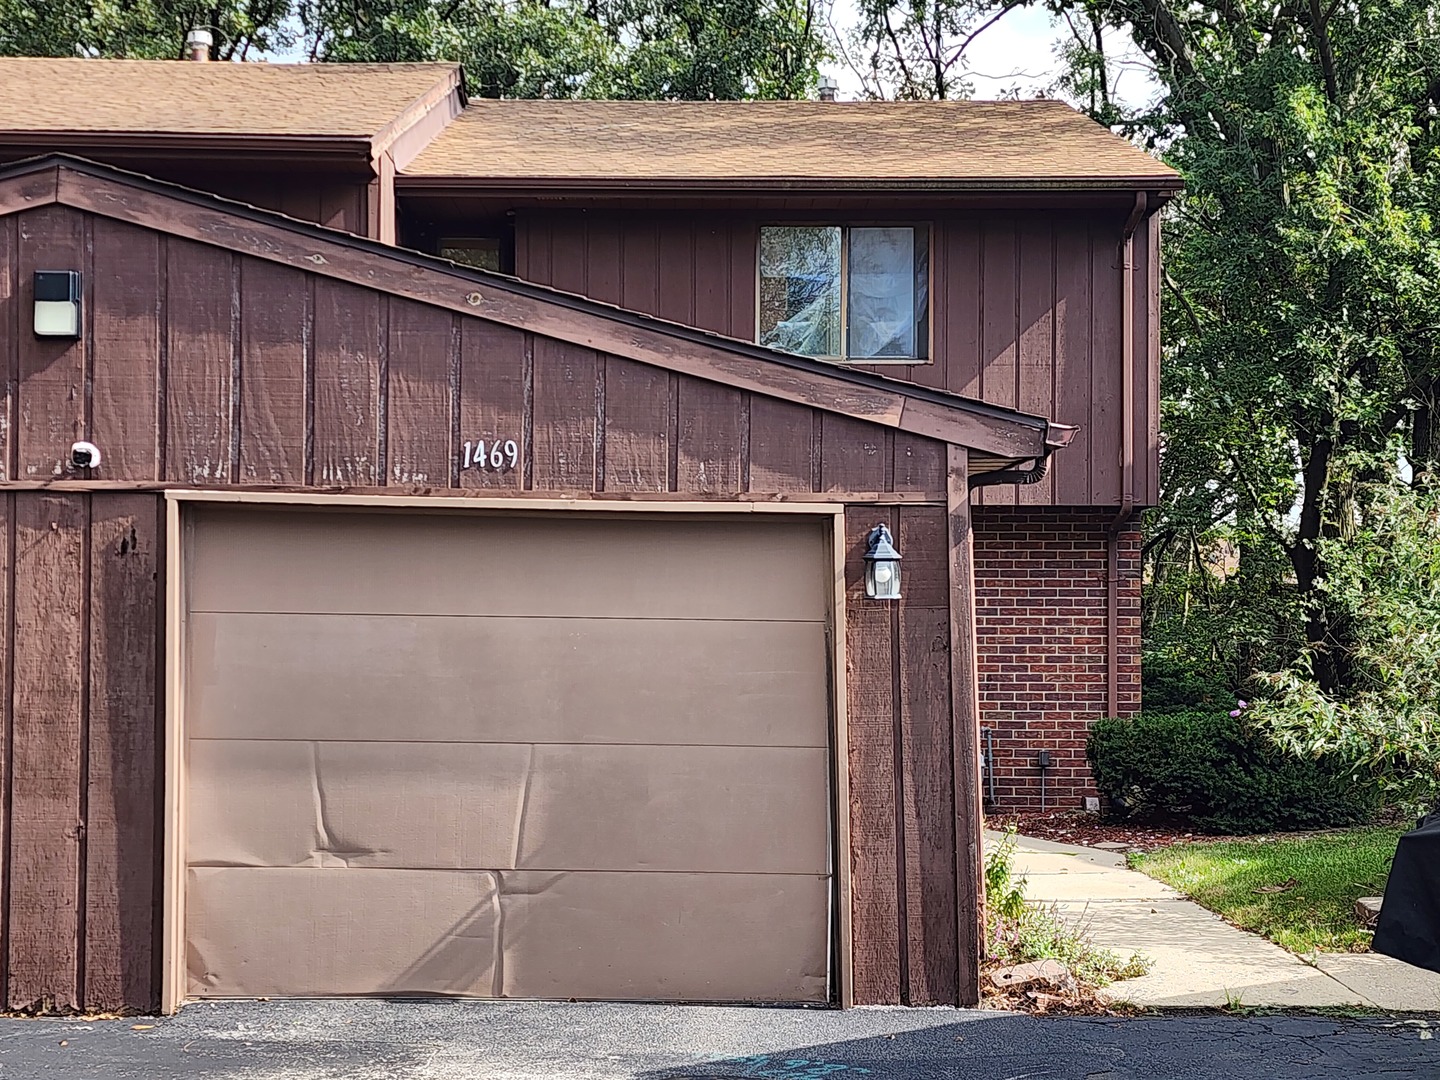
[[0, 132, 375, 158], [395, 174, 1184, 196], [1107, 192, 1148, 718]]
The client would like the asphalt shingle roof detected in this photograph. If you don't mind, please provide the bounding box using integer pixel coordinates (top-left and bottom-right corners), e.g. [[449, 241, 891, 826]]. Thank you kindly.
[[0, 58, 460, 140], [403, 99, 1178, 185]]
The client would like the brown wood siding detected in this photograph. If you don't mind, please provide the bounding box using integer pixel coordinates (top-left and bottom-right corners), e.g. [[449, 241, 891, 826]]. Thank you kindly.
[[0, 202, 975, 1011], [516, 209, 1157, 506], [1, 493, 163, 1014], [6, 210, 950, 502]]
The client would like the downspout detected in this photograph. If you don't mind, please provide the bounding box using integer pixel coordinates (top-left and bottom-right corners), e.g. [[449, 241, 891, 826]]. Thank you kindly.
[[968, 424, 1079, 492], [1108, 192, 1148, 717]]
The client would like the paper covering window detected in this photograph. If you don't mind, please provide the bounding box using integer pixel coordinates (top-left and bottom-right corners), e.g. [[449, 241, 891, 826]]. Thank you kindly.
[[758, 226, 928, 362]]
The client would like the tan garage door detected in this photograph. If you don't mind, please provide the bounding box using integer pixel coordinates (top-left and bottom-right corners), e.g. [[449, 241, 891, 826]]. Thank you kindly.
[[182, 507, 833, 1003]]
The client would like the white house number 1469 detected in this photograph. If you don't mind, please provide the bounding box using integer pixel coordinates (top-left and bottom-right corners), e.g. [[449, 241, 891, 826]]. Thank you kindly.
[[462, 439, 519, 470]]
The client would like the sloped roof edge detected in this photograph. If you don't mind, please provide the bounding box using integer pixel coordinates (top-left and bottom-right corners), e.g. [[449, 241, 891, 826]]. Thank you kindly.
[[0, 154, 1064, 460]]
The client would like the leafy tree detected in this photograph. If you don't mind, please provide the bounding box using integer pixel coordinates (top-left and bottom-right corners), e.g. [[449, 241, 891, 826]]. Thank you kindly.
[[837, 0, 1015, 99], [299, 0, 825, 98], [1253, 481, 1440, 816], [0, 0, 825, 100], [1043, 0, 1440, 800], [0, 1, 294, 58], [1052, 0, 1440, 685]]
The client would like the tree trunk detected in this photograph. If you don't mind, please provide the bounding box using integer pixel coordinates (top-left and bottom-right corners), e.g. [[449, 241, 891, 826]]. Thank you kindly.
[[1289, 436, 1346, 691]]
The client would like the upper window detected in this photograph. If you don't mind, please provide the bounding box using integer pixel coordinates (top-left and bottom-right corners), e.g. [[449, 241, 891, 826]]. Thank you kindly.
[[440, 237, 503, 272], [759, 225, 929, 362]]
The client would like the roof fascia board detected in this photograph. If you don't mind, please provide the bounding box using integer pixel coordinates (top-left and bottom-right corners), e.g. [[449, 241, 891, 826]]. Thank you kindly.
[[37, 159, 1048, 458], [0, 131, 374, 161], [394, 175, 1184, 195], [0, 163, 59, 215]]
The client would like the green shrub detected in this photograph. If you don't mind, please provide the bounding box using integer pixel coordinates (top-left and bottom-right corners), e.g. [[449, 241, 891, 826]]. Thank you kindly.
[[1087, 711, 1376, 834], [1140, 654, 1235, 715]]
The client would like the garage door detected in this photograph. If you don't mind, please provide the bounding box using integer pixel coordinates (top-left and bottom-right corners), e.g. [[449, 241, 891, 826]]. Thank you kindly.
[[181, 507, 833, 1003]]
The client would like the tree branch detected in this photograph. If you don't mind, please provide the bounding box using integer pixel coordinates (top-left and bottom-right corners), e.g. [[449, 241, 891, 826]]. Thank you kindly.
[[1306, 0, 1341, 104]]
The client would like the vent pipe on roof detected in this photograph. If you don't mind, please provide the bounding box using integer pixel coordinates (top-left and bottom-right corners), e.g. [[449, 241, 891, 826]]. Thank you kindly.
[[818, 76, 839, 102], [185, 28, 213, 61]]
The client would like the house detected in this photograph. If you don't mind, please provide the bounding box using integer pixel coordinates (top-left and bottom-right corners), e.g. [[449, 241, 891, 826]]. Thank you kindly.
[[0, 58, 1178, 1015]]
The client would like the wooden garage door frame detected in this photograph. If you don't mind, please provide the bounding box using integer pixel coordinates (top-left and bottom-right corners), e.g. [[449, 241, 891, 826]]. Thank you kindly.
[[160, 489, 851, 1015]]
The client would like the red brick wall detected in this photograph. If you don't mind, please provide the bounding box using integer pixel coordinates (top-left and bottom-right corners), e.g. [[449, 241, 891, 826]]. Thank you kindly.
[[972, 508, 1141, 809]]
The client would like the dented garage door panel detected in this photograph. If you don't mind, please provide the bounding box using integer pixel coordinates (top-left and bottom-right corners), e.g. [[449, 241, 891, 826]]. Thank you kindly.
[[188, 741, 830, 875], [187, 868, 829, 1001], [187, 613, 830, 747], [183, 508, 834, 1004]]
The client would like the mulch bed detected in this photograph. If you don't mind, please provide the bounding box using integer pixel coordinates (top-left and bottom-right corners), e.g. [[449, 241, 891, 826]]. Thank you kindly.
[[986, 809, 1206, 853]]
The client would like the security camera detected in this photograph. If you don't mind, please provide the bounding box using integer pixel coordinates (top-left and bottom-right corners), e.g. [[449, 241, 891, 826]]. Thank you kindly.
[[70, 441, 101, 471]]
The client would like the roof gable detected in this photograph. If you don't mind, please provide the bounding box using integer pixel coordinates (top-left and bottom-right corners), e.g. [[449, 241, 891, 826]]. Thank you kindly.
[[0, 155, 1066, 460]]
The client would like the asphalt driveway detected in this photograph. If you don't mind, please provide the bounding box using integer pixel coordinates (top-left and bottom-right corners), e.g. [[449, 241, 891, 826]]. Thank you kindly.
[[0, 1001, 1436, 1079]]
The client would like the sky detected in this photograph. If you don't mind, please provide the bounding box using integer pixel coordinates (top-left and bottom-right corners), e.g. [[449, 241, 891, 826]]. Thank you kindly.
[[824, 1, 1161, 109]]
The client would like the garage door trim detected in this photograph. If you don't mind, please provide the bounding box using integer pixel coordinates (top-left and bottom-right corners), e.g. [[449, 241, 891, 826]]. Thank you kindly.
[[161, 489, 851, 1014]]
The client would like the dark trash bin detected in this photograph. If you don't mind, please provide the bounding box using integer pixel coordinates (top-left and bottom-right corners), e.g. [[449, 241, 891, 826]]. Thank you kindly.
[[1373, 809, 1440, 974]]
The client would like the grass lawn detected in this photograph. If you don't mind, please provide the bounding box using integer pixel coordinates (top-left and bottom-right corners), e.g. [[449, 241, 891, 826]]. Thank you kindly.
[[1130, 825, 1406, 954]]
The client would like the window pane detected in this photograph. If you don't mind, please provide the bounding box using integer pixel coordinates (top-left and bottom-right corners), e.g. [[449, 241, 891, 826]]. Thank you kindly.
[[846, 227, 925, 360], [441, 239, 502, 272], [759, 227, 842, 357]]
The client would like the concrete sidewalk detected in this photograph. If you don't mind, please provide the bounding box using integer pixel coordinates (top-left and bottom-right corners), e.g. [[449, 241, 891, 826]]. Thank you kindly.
[[994, 831, 1440, 1011]]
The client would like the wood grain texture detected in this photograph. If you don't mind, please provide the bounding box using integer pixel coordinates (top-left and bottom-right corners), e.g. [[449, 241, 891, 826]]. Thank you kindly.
[[164, 239, 233, 483], [1052, 219, 1093, 505], [1089, 217, 1123, 505], [458, 319, 526, 491], [386, 299, 453, 486], [1017, 216, 1055, 505], [691, 223, 730, 335], [0, 168, 59, 217], [1137, 211, 1160, 506], [945, 218, 983, 401], [586, 218, 622, 306], [2, 216, 17, 481], [844, 506, 901, 1005], [978, 218, 1018, 507], [748, 396, 816, 493], [656, 220, 695, 327], [89, 219, 160, 481], [946, 447, 983, 1007], [531, 337, 595, 489], [821, 414, 887, 494], [729, 221, 758, 340], [601, 356, 668, 493], [0, 495, 9, 999], [319, 183, 366, 236], [8, 493, 85, 1011], [676, 376, 743, 494], [621, 219, 660, 317], [84, 494, 159, 1013], [239, 261, 307, 484], [896, 506, 957, 1005], [16, 206, 84, 480], [546, 214, 587, 296], [312, 279, 381, 486], [64, 174, 1024, 448], [892, 434, 945, 494]]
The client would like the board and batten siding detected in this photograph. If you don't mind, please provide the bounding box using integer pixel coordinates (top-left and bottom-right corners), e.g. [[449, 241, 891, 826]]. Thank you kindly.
[[515, 208, 1160, 509], [0, 203, 975, 1012]]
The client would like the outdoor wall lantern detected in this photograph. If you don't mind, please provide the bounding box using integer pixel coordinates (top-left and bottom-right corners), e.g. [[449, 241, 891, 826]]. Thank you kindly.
[[33, 271, 82, 338], [863, 523, 902, 600]]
